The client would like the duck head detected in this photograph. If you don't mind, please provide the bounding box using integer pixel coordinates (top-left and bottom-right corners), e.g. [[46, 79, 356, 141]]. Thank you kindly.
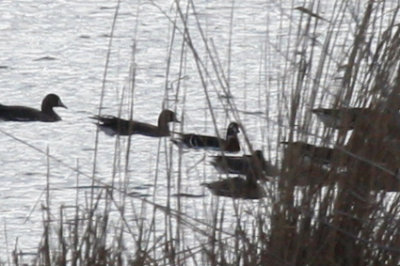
[[41, 93, 67, 111], [254, 150, 265, 160], [158, 109, 180, 127], [226, 122, 240, 136]]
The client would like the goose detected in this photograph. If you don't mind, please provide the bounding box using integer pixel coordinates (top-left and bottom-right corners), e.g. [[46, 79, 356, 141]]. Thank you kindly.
[[202, 176, 266, 199], [311, 107, 369, 129], [281, 141, 336, 166], [92, 109, 179, 137], [0, 93, 67, 122], [171, 122, 240, 153], [210, 150, 279, 178]]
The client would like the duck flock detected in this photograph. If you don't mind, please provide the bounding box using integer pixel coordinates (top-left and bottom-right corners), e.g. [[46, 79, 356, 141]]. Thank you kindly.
[[1, 93, 398, 199], [281, 104, 400, 193]]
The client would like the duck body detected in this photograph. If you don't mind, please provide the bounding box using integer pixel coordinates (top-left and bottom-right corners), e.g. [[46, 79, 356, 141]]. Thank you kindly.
[[211, 150, 279, 177], [171, 122, 240, 153], [173, 134, 238, 151], [0, 94, 66, 122], [312, 107, 368, 129], [211, 154, 255, 174], [281, 141, 335, 166], [93, 109, 179, 137], [202, 177, 266, 199]]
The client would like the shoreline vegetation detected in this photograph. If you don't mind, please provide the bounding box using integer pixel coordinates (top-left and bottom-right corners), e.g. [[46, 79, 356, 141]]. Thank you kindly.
[[5, 0, 400, 265]]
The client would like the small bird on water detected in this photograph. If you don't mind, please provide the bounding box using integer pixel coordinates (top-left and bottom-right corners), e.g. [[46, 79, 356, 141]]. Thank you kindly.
[[92, 109, 180, 137], [171, 122, 241, 153], [0, 93, 67, 122]]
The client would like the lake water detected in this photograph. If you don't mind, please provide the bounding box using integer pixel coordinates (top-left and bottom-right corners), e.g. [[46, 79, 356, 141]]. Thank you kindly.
[[0, 0, 398, 262]]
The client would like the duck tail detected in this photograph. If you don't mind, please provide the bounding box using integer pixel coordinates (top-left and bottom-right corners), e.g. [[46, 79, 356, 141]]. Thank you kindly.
[[89, 115, 104, 122], [200, 182, 210, 188], [90, 115, 117, 126], [209, 158, 217, 167], [170, 138, 182, 147]]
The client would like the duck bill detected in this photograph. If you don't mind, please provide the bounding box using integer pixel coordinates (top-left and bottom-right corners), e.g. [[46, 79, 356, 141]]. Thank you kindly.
[[58, 99, 68, 109]]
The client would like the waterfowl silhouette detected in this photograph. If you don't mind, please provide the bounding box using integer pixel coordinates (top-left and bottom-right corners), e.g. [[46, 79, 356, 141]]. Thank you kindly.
[[211, 150, 279, 178], [201, 176, 266, 199], [281, 141, 336, 166], [171, 122, 240, 153], [92, 109, 179, 137], [0, 93, 67, 122], [311, 107, 369, 129]]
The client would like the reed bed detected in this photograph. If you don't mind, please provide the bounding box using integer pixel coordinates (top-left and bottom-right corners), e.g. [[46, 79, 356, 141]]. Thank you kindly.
[[6, 0, 400, 265]]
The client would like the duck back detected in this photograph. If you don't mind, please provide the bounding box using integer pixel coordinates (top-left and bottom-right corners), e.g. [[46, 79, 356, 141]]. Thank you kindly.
[[0, 104, 60, 122], [94, 115, 172, 137], [0, 94, 65, 122]]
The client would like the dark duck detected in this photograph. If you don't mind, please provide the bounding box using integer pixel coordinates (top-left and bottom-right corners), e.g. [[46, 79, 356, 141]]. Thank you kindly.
[[92, 109, 180, 137], [171, 122, 241, 153], [0, 93, 67, 122], [210, 150, 279, 178], [202, 176, 266, 199], [311, 107, 369, 130], [280, 141, 336, 166]]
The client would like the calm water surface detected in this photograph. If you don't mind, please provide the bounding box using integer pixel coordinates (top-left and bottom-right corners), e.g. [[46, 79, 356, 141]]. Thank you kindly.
[[0, 0, 397, 260]]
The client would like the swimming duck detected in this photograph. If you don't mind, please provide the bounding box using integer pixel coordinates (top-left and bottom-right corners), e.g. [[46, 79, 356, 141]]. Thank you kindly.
[[311, 107, 369, 129], [201, 176, 266, 199], [92, 109, 179, 137], [210, 150, 279, 178], [0, 93, 67, 122], [171, 122, 240, 153], [280, 141, 336, 166]]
